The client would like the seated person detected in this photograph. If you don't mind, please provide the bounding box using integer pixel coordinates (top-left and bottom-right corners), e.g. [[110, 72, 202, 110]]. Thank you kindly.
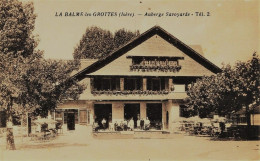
[[101, 118, 107, 129], [93, 122, 99, 132], [144, 117, 150, 130], [117, 121, 124, 131]]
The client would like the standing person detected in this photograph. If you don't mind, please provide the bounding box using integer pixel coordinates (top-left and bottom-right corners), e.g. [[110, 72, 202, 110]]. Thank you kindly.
[[129, 118, 134, 131], [114, 121, 118, 131], [127, 119, 131, 130], [137, 118, 141, 130], [102, 118, 106, 130], [140, 118, 144, 130], [124, 119, 128, 131]]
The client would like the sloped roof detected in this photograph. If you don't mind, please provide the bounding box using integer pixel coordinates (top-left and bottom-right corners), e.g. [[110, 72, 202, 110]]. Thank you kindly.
[[235, 106, 260, 115], [70, 59, 98, 76], [72, 26, 222, 81]]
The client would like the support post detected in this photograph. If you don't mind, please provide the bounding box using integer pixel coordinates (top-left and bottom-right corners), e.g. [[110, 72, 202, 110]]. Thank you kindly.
[[169, 78, 173, 91], [143, 78, 147, 91], [120, 78, 124, 91]]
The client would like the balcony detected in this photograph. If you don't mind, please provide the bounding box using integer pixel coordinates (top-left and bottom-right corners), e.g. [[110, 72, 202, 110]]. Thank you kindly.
[[130, 64, 181, 72], [91, 89, 169, 96], [85, 76, 188, 100]]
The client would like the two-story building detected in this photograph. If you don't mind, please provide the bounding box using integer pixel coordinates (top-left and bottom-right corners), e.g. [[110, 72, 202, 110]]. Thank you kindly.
[[55, 26, 221, 132]]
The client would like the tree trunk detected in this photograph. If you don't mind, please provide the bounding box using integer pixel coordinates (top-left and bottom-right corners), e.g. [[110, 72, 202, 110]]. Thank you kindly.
[[6, 105, 16, 150], [245, 105, 251, 127], [245, 104, 251, 139]]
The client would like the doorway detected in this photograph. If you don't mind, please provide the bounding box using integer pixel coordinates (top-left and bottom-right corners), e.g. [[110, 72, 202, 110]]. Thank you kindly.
[[67, 112, 75, 130], [146, 103, 162, 129], [28, 117, 32, 134], [64, 109, 78, 130], [124, 104, 140, 128], [94, 104, 112, 129], [166, 111, 169, 129]]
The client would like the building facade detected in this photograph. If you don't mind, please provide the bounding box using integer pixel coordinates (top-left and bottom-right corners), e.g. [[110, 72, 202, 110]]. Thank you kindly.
[[55, 26, 221, 131]]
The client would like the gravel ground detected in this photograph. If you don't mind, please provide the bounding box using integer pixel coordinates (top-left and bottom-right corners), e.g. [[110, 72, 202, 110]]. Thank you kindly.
[[0, 125, 259, 161]]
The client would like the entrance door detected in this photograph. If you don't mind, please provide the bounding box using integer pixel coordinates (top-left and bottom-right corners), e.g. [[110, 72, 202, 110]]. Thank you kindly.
[[94, 104, 112, 129], [67, 113, 75, 130], [166, 111, 169, 129], [124, 104, 140, 128], [146, 103, 162, 129], [28, 117, 32, 134]]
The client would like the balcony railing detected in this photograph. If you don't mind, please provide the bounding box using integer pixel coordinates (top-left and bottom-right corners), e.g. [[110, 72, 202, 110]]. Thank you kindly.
[[91, 90, 169, 96], [130, 64, 181, 72]]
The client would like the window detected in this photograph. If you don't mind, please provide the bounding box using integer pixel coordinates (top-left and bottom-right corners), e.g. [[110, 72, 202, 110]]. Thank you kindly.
[[132, 58, 142, 65], [93, 77, 120, 91], [79, 110, 87, 123], [64, 109, 78, 124], [124, 78, 142, 90], [147, 78, 165, 91], [237, 115, 247, 124], [55, 110, 63, 121], [102, 78, 111, 90]]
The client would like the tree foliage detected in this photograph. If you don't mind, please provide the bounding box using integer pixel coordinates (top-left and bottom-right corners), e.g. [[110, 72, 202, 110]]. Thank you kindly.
[[73, 26, 140, 59], [19, 58, 85, 117], [0, 0, 84, 150], [187, 54, 260, 122], [0, 0, 37, 58]]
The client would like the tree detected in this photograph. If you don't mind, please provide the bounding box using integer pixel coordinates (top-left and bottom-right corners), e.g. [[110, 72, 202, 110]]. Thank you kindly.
[[20, 58, 85, 117], [73, 26, 140, 59], [113, 28, 140, 49], [0, 0, 38, 150], [0, 0, 84, 150], [187, 54, 260, 126]]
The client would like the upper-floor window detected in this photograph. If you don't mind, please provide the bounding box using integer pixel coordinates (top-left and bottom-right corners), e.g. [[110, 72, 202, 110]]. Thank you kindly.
[[124, 77, 142, 90], [147, 78, 166, 91], [93, 77, 120, 91], [172, 77, 192, 92]]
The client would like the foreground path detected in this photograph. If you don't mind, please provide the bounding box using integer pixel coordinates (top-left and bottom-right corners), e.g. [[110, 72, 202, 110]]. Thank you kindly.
[[0, 126, 259, 161]]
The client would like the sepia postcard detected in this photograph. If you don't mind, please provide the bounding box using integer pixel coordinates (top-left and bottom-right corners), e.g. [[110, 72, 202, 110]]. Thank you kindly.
[[0, 0, 259, 161]]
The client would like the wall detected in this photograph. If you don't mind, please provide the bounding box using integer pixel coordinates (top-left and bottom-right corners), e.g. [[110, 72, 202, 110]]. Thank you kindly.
[[58, 100, 182, 132], [165, 100, 182, 132], [112, 102, 124, 121], [88, 35, 215, 77], [251, 114, 260, 126]]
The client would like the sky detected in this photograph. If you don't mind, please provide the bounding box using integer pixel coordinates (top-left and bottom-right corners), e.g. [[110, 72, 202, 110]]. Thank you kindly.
[[24, 0, 259, 67]]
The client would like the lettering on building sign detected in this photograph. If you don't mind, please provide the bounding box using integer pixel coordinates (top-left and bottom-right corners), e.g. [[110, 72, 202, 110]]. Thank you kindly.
[[127, 56, 183, 72]]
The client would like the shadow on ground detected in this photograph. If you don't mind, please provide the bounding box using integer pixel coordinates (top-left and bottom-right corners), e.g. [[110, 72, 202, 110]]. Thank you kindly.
[[208, 137, 260, 141], [17, 142, 89, 150]]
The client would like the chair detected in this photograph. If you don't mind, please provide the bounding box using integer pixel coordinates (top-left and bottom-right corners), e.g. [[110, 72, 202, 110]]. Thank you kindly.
[[56, 122, 63, 134]]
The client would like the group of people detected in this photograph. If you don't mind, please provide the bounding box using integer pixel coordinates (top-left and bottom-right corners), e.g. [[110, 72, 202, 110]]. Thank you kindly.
[[137, 117, 151, 130], [113, 119, 134, 131], [98, 117, 151, 131]]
